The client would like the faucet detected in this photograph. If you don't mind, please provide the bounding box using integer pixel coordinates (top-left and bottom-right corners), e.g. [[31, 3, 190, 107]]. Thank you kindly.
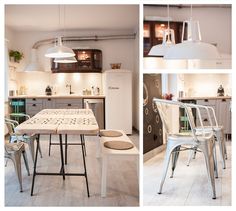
[[66, 84, 74, 95]]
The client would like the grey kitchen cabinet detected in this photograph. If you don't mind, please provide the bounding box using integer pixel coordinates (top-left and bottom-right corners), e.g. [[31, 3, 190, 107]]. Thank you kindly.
[[26, 98, 83, 116], [196, 99, 217, 127], [43, 98, 55, 109], [196, 98, 231, 135], [26, 98, 43, 117], [54, 99, 82, 109], [216, 99, 231, 134]]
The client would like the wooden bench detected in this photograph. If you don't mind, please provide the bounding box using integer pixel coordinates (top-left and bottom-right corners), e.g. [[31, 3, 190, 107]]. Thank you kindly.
[[99, 130, 139, 197]]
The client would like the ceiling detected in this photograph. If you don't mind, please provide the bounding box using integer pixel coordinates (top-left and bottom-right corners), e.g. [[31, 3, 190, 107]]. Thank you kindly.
[[5, 5, 139, 32], [144, 4, 231, 8]]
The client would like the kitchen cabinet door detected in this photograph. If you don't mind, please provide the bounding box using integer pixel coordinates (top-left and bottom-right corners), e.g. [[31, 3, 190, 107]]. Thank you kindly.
[[217, 99, 231, 134], [143, 74, 163, 154], [54, 98, 82, 109], [51, 49, 102, 73], [143, 21, 186, 57], [43, 98, 55, 109], [196, 99, 216, 127], [26, 98, 43, 117]]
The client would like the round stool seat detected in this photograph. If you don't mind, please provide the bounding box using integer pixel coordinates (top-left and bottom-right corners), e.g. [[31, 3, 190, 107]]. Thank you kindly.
[[104, 140, 134, 150], [100, 130, 123, 137]]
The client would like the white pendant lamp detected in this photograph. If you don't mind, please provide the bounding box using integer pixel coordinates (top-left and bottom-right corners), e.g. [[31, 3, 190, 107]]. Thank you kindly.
[[45, 36, 75, 58], [164, 5, 220, 60], [148, 5, 175, 56], [25, 49, 44, 72], [45, 5, 75, 59], [54, 56, 77, 63]]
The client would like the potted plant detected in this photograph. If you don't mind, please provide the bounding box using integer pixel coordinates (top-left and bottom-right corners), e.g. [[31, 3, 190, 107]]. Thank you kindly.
[[9, 50, 24, 63]]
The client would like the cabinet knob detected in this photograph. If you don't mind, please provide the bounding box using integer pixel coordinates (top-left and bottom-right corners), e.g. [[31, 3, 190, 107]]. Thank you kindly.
[[68, 104, 72, 106], [222, 99, 226, 102], [33, 98, 36, 101], [203, 118, 208, 122], [32, 104, 36, 107], [48, 98, 51, 101], [204, 99, 208, 102], [153, 134, 157, 141]]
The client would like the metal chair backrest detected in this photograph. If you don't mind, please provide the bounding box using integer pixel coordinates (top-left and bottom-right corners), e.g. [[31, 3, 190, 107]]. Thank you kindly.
[[153, 98, 197, 140], [5, 118, 18, 135], [207, 106, 218, 127], [184, 103, 215, 138]]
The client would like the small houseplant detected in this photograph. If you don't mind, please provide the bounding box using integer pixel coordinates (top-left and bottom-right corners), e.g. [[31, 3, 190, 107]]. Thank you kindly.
[[9, 50, 24, 63]]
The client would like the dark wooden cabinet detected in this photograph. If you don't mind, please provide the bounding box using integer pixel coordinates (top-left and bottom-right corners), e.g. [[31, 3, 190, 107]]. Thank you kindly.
[[143, 74, 163, 154], [143, 21, 187, 57], [51, 49, 102, 73]]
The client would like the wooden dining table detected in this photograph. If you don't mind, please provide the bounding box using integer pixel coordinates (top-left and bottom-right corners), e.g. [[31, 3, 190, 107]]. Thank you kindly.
[[15, 109, 99, 197]]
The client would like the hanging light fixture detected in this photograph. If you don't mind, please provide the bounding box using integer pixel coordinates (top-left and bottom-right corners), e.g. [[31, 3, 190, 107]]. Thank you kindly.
[[148, 5, 175, 56], [54, 56, 77, 63], [45, 36, 75, 58], [24, 48, 44, 72], [164, 5, 220, 60], [45, 5, 75, 59]]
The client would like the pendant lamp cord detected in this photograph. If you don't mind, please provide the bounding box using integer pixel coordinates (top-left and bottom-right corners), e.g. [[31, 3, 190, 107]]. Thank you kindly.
[[190, 4, 193, 20], [167, 4, 170, 42], [63, 5, 66, 38]]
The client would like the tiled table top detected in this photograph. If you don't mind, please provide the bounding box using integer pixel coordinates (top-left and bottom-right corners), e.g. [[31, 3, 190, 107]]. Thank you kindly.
[[15, 109, 99, 135]]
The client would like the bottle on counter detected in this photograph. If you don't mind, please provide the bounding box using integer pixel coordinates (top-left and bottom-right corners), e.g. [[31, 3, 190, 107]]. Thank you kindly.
[[217, 85, 224, 96]]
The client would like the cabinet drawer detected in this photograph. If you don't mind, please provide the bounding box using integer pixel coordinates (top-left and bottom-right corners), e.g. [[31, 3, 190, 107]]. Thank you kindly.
[[196, 99, 216, 106], [26, 98, 43, 104], [55, 98, 82, 104], [55, 103, 81, 109], [26, 103, 43, 116]]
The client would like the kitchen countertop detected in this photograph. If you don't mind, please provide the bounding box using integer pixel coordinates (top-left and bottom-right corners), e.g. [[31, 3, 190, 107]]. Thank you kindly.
[[178, 96, 231, 100], [8, 95, 105, 99]]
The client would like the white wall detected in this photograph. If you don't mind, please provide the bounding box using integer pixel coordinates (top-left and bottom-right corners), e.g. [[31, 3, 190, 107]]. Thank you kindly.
[[183, 74, 232, 97], [6, 28, 137, 94], [144, 5, 232, 54], [5, 27, 139, 129], [132, 28, 139, 130]]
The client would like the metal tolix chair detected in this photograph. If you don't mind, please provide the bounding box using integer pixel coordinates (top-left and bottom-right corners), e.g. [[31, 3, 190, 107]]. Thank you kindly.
[[185, 104, 227, 170], [153, 98, 217, 199], [5, 114, 42, 162]]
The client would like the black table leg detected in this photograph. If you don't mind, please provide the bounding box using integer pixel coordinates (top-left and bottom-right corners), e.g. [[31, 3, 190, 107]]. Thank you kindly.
[[82, 135, 87, 156], [65, 134, 68, 165], [80, 135, 90, 197], [48, 134, 52, 156], [31, 134, 40, 196], [59, 134, 65, 180]]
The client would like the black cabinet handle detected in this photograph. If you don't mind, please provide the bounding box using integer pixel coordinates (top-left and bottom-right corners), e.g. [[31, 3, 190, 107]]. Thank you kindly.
[[32, 104, 36, 107], [68, 104, 71, 106], [222, 99, 226, 102], [203, 118, 208, 122], [153, 134, 157, 141], [204, 99, 208, 102], [33, 98, 36, 101], [48, 98, 51, 101]]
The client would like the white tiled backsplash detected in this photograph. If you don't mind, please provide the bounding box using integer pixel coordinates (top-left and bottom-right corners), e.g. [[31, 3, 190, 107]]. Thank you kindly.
[[183, 74, 231, 97], [13, 72, 103, 95]]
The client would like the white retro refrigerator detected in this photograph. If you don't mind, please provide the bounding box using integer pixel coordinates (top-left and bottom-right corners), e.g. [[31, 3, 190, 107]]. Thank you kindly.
[[103, 69, 132, 134]]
